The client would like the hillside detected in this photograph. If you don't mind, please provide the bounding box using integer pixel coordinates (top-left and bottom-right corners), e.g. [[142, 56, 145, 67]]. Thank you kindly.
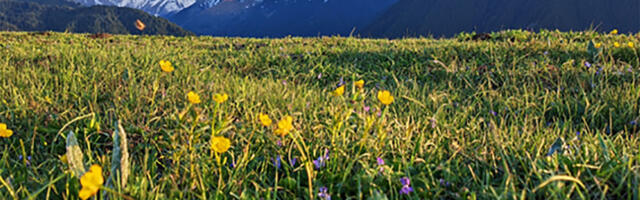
[[0, 0, 193, 36], [0, 31, 639, 199], [170, 0, 398, 37], [364, 0, 640, 37]]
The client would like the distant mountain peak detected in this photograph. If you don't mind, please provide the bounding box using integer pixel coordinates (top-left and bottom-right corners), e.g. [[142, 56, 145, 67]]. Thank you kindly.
[[71, 0, 197, 16]]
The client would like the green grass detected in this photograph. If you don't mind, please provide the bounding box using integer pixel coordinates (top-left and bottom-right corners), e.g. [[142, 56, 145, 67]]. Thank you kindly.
[[0, 30, 639, 199]]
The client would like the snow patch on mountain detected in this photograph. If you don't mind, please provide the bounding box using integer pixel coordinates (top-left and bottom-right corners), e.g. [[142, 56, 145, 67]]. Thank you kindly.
[[72, 0, 197, 16]]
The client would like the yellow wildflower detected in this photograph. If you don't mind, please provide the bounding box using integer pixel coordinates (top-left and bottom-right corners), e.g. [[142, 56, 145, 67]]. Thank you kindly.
[[594, 42, 602, 48], [274, 115, 294, 137], [614, 42, 621, 48], [377, 90, 394, 105], [258, 113, 272, 127], [60, 154, 68, 164], [187, 91, 201, 104], [610, 29, 618, 35], [355, 80, 364, 89], [213, 93, 229, 104], [159, 60, 174, 73], [0, 123, 13, 138], [78, 164, 104, 200], [628, 42, 635, 48], [211, 136, 231, 153], [331, 85, 345, 97]]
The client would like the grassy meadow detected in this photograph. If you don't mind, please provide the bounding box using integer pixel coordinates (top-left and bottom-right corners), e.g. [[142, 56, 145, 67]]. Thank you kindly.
[[0, 30, 640, 199]]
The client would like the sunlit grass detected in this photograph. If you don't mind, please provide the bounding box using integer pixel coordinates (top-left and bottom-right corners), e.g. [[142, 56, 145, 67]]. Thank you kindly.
[[0, 30, 639, 199]]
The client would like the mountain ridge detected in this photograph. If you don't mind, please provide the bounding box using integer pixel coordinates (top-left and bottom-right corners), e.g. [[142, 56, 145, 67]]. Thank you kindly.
[[170, 0, 398, 37], [0, 0, 193, 36]]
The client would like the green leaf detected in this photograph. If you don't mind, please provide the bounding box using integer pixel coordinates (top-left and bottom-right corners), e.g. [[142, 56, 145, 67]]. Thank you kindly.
[[108, 121, 130, 189], [597, 133, 610, 160], [587, 40, 602, 62], [65, 131, 85, 178]]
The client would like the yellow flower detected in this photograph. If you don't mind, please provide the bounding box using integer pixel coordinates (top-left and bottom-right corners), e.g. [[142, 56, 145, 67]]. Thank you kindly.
[[377, 90, 394, 105], [60, 154, 68, 164], [614, 42, 621, 48], [211, 136, 231, 153], [187, 91, 201, 104], [629, 42, 635, 48], [331, 85, 345, 96], [258, 113, 272, 127], [79, 164, 104, 200], [355, 80, 364, 89], [159, 60, 174, 73], [213, 93, 229, 104], [274, 115, 294, 137], [610, 29, 618, 35], [594, 42, 602, 48], [0, 123, 13, 138]]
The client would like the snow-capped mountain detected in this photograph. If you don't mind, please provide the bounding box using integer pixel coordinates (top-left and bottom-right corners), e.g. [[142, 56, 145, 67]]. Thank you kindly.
[[71, 0, 197, 16], [169, 0, 398, 36]]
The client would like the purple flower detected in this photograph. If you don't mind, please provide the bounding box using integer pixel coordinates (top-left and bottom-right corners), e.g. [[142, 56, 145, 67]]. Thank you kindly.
[[377, 157, 385, 173], [318, 187, 331, 200], [313, 149, 330, 169], [631, 120, 637, 126], [282, 80, 287, 85], [596, 67, 603, 75], [543, 51, 549, 55], [317, 73, 323, 79], [339, 77, 345, 86], [439, 178, 451, 187], [399, 177, 413, 195], [584, 61, 592, 68], [376, 157, 385, 165], [490, 110, 497, 116], [576, 131, 581, 137], [273, 155, 282, 170], [627, 67, 633, 73], [276, 140, 282, 147], [376, 110, 382, 117], [363, 106, 370, 113], [290, 158, 297, 167], [430, 118, 437, 129]]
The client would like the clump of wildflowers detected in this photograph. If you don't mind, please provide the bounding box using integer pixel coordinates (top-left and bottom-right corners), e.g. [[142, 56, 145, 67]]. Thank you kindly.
[[318, 187, 331, 200], [376, 157, 385, 173], [313, 149, 330, 169], [273, 155, 282, 170], [399, 177, 413, 195]]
